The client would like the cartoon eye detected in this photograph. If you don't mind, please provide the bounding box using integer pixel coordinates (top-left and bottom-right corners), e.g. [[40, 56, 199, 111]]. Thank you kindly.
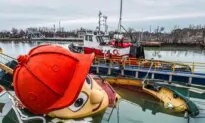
[[85, 75, 92, 89], [68, 92, 88, 112]]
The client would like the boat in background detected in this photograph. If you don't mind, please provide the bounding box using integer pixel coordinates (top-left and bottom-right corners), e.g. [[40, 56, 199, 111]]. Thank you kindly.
[[69, 0, 145, 59], [110, 34, 133, 48], [69, 33, 145, 59]]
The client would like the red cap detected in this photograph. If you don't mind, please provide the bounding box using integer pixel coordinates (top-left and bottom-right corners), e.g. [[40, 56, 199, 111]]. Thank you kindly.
[[13, 44, 94, 114]]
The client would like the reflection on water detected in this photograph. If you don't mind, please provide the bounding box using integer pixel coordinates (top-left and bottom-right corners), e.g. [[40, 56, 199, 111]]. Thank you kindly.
[[0, 41, 70, 58], [2, 41, 205, 72], [145, 46, 205, 63], [144, 46, 205, 72], [1, 41, 205, 63], [99, 86, 205, 123], [1, 41, 205, 123], [97, 86, 205, 123]]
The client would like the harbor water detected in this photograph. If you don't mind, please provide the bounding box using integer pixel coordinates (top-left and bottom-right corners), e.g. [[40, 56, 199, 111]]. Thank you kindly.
[[1, 41, 205, 123]]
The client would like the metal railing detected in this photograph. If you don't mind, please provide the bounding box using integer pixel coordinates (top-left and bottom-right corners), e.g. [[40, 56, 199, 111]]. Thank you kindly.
[[93, 56, 205, 74]]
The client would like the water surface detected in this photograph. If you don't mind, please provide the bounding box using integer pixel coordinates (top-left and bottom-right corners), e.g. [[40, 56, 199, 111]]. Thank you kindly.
[[1, 41, 205, 123]]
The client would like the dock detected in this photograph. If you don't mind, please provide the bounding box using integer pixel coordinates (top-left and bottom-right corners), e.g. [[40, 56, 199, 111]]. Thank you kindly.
[[90, 63, 205, 86]]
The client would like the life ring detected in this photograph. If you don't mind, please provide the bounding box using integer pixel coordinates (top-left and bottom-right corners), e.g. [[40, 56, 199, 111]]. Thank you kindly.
[[113, 49, 119, 55]]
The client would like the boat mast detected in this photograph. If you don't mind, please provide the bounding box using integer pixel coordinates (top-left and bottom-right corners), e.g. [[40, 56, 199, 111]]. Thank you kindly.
[[118, 0, 123, 33], [103, 16, 108, 34], [53, 24, 56, 37], [98, 11, 102, 34]]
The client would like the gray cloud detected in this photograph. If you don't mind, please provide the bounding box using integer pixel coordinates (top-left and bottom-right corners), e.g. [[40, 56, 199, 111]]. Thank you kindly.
[[0, 0, 205, 31]]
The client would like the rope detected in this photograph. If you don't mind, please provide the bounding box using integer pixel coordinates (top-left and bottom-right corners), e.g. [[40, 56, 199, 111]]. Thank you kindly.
[[0, 55, 8, 64], [0, 54, 17, 67], [1, 83, 47, 123], [0, 53, 16, 61], [12, 105, 23, 123], [9, 95, 46, 123], [0, 60, 6, 65], [0, 86, 20, 103], [117, 102, 120, 123], [142, 58, 154, 85]]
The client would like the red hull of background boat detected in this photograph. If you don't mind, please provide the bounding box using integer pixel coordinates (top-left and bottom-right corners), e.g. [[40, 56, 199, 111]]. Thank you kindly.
[[84, 47, 129, 57]]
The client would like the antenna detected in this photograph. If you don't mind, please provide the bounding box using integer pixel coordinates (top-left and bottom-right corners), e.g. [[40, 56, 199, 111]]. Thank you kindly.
[[118, 0, 123, 33], [103, 16, 108, 34], [98, 11, 102, 34]]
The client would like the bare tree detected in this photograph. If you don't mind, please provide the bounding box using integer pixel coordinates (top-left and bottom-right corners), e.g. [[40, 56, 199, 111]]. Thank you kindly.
[[19, 29, 26, 37], [11, 28, 18, 36]]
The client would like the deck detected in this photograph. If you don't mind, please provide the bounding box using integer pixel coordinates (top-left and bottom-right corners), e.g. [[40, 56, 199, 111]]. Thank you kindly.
[[90, 63, 205, 85]]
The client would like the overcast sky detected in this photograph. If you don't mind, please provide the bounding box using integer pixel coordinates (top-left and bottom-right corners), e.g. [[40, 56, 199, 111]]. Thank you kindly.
[[0, 0, 205, 32]]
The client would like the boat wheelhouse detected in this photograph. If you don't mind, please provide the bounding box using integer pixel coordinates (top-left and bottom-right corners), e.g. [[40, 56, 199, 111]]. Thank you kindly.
[[69, 33, 145, 59]]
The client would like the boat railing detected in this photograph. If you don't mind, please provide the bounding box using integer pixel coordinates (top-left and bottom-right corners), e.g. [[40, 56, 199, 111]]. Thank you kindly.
[[93, 56, 205, 74]]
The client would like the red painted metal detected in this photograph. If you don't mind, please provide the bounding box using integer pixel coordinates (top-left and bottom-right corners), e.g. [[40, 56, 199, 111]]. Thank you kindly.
[[111, 39, 133, 48], [95, 79, 117, 107]]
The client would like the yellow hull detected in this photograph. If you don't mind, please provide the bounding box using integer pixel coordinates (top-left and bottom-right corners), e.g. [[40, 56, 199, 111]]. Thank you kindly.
[[103, 77, 188, 113], [143, 87, 188, 112], [105, 78, 143, 87]]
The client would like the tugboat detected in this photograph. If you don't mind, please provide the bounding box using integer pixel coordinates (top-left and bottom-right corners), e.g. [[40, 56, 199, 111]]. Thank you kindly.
[[69, 0, 145, 59], [69, 33, 145, 59], [69, 33, 191, 72], [69, 0, 191, 72]]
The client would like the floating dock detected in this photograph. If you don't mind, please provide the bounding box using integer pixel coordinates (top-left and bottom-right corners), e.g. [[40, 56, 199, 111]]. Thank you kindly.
[[90, 61, 205, 86]]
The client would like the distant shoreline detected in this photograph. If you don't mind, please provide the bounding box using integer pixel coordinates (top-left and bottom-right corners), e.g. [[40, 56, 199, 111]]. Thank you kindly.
[[0, 38, 83, 42], [0, 38, 30, 41], [0, 38, 203, 47]]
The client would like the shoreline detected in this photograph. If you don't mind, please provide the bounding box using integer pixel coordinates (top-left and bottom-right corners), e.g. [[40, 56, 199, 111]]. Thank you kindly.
[[0, 38, 31, 41], [0, 38, 83, 42], [0, 38, 203, 47]]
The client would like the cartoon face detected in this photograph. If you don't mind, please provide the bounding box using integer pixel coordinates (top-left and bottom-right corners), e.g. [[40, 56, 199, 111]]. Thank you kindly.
[[48, 75, 109, 119]]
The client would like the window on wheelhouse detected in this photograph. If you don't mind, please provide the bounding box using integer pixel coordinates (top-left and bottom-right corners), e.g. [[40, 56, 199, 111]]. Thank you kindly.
[[96, 36, 99, 42], [85, 35, 93, 42], [97, 36, 104, 43], [88, 35, 93, 42], [85, 35, 89, 41]]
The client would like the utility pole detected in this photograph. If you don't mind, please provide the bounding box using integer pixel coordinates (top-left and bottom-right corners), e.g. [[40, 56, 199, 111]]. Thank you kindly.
[[59, 21, 61, 32], [53, 24, 56, 38], [149, 25, 152, 40], [157, 25, 159, 41], [203, 26, 205, 44], [98, 11, 102, 34], [141, 28, 144, 41], [118, 0, 123, 33]]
